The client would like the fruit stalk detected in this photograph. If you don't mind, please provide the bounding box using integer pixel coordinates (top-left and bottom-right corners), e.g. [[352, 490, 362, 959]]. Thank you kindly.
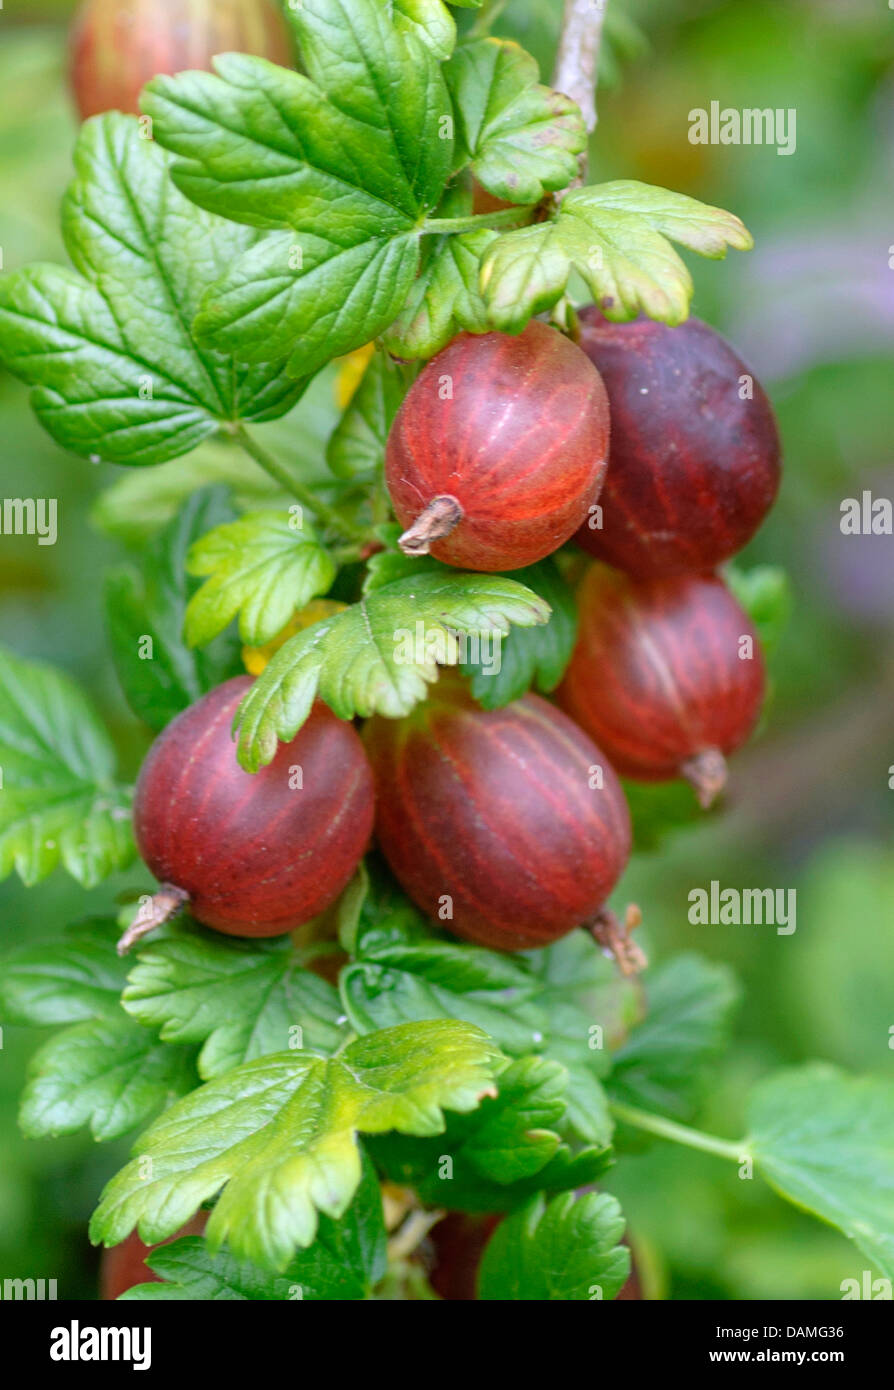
[[610, 1102, 746, 1163], [234, 426, 367, 545]]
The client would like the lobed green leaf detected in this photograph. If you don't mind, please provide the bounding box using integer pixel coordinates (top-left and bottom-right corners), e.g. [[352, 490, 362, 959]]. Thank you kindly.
[[461, 557, 578, 708], [0, 115, 306, 465], [184, 510, 336, 648], [144, 0, 455, 375], [233, 570, 550, 771], [340, 870, 624, 1147], [608, 954, 741, 1124], [749, 1067, 894, 1280], [0, 647, 135, 888], [371, 1056, 612, 1212], [383, 227, 497, 360], [477, 1191, 630, 1300], [122, 1154, 386, 1300], [20, 1013, 198, 1143], [0, 917, 128, 1026], [123, 924, 347, 1079], [482, 179, 752, 331], [90, 1019, 504, 1270], [446, 38, 586, 203]]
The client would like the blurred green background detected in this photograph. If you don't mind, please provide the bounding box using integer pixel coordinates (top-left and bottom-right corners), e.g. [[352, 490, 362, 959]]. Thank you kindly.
[[1, 0, 892, 1300]]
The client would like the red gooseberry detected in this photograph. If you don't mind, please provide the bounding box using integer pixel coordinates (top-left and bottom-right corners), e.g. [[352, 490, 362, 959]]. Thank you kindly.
[[386, 322, 610, 572], [558, 565, 766, 807], [574, 311, 781, 578]]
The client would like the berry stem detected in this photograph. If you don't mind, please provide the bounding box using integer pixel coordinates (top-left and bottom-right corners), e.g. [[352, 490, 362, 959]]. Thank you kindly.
[[398, 495, 464, 556], [117, 884, 190, 956], [681, 748, 728, 808], [234, 425, 368, 544], [610, 1102, 748, 1163]]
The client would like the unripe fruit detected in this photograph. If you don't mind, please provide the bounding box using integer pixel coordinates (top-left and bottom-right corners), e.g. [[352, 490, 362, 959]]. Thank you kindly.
[[558, 566, 765, 806], [386, 322, 610, 572], [364, 676, 631, 951], [132, 677, 373, 939], [574, 311, 781, 578], [69, 0, 292, 122]]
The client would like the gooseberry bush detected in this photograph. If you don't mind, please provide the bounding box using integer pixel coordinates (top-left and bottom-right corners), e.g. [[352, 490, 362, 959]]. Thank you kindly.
[[1, 0, 893, 1302]]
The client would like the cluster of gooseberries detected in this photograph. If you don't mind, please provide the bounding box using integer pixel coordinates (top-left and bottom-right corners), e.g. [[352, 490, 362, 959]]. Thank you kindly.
[[129, 312, 779, 970]]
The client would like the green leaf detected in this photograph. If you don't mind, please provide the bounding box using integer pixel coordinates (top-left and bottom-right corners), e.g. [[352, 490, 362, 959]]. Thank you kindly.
[[393, 0, 457, 60], [523, 932, 634, 1146], [326, 352, 409, 482], [341, 873, 620, 1147], [105, 488, 243, 731], [184, 510, 336, 648], [91, 1019, 504, 1270], [123, 1154, 386, 1300], [446, 38, 586, 203], [383, 227, 497, 360], [0, 917, 128, 1025], [0, 646, 135, 888], [371, 1056, 611, 1211], [608, 954, 741, 1123], [442, 1056, 565, 1182], [20, 1013, 198, 1142], [481, 179, 753, 331], [341, 931, 548, 1057], [749, 1067, 894, 1280], [144, 0, 454, 375], [726, 563, 792, 655], [1, 914, 199, 1142], [0, 114, 305, 466], [91, 371, 344, 543], [373, 1126, 609, 1213], [478, 1191, 630, 1300], [123, 924, 347, 1079], [234, 570, 550, 771], [461, 557, 577, 708]]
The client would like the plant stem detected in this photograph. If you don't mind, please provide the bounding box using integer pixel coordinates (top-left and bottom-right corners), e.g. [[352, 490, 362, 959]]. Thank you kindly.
[[553, 0, 609, 182], [235, 425, 367, 544], [610, 1101, 748, 1163], [468, 0, 510, 40], [423, 206, 536, 234]]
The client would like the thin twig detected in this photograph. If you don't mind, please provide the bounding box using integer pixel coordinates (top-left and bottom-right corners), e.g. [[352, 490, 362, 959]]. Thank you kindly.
[[553, 0, 609, 160]]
